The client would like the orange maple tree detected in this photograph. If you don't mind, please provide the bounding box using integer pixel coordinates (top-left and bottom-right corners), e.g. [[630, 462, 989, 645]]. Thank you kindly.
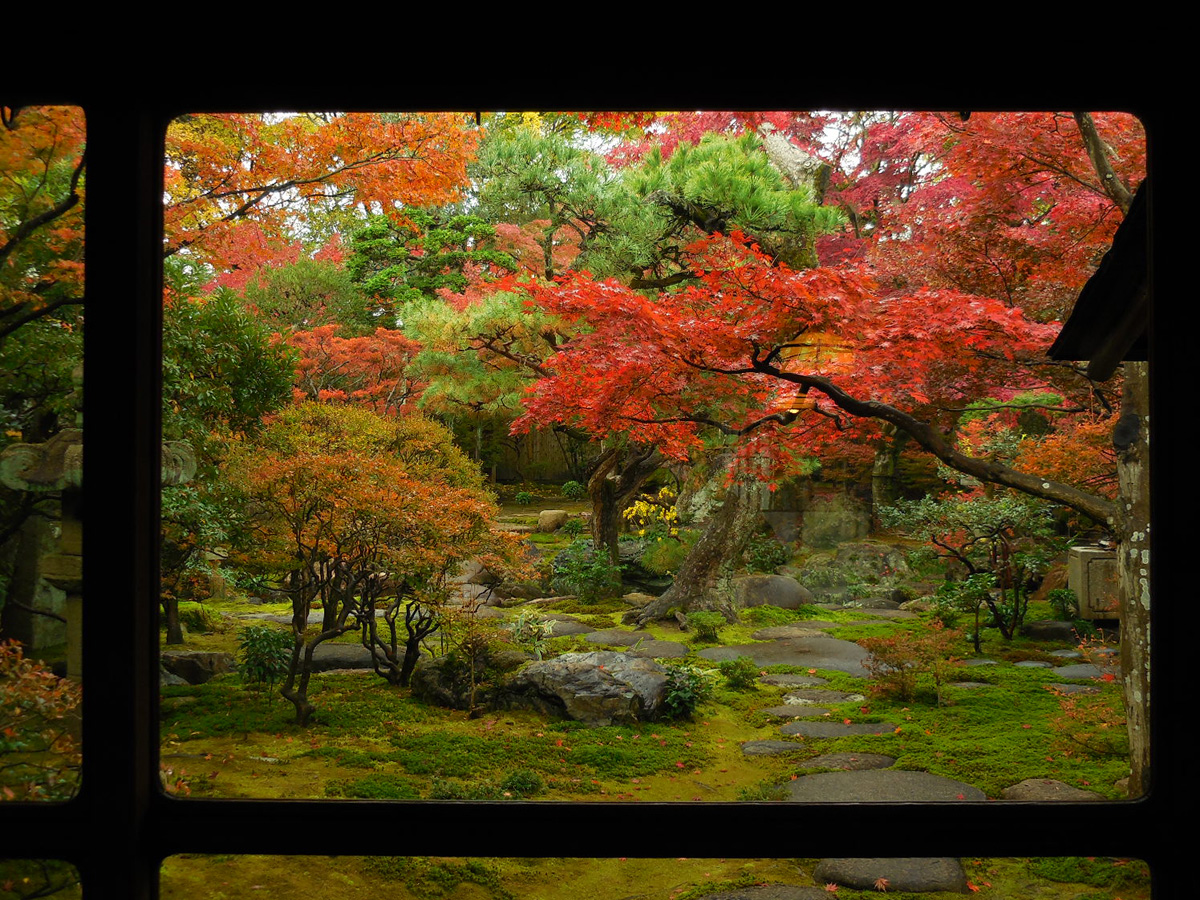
[[163, 111, 477, 272]]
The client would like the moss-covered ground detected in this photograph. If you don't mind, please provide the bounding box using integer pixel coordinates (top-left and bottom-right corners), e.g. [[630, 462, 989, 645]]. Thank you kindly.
[[158, 854, 1152, 899], [156, 523, 1139, 898]]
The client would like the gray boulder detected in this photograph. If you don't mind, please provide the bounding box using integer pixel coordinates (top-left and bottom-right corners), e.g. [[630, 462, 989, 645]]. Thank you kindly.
[[734, 574, 813, 609], [159, 650, 236, 685], [498, 651, 669, 726]]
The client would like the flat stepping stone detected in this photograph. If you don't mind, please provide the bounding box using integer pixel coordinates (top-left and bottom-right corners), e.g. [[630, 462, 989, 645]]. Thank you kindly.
[[583, 628, 646, 646], [741, 740, 806, 757], [964, 658, 999, 666], [802, 752, 895, 771], [1000, 778, 1107, 801], [540, 617, 593, 636], [697, 636, 871, 676], [850, 608, 918, 619], [624, 640, 689, 659], [762, 706, 831, 718], [750, 626, 829, 640], [1049, 648, 1083, 658], [1045, 682, 1100, 695], [759, 674, 828, 687], [1015, 660, 1053, 668], [781, 689, 864, 704], [784, 770, 986, 802], [691, 885, 829, 900], [814, 858, 970, 894], [780, 720, 895, 737], [1053, 663, 1119, 680]]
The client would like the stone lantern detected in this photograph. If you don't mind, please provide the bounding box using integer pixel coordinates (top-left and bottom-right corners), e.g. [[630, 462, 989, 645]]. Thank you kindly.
[[0, 364, 194, 678]]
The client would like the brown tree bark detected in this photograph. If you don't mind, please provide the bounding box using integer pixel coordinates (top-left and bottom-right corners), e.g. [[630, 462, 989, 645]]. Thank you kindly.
[[587, 443, 663, 563], [1115, 360, 1150, 795]]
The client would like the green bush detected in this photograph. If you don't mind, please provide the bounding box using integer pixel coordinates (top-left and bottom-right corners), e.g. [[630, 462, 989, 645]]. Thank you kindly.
[[685, 610, 726, 643], [1046, 587, 1080, 621], [236, 625, 292, 687], [718, 656, 761, 690], [552, 540, 623, 603], [743, 534, 790, 573], [561, 480, 586, 499], [514, 490, 535, 505], [640, 535, 690, 576], [561, 517, 585, 537], [500, 768, 545, 797], [660, 664, 713, 720]]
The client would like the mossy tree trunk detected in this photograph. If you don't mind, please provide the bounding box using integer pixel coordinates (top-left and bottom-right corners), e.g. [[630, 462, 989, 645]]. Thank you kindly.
[[1116, 360, 1150, 796]]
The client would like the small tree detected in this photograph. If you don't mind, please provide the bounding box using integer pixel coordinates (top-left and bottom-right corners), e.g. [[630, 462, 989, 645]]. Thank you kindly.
[[226, 404, 513, 723], [880, 493, 1056, 640]]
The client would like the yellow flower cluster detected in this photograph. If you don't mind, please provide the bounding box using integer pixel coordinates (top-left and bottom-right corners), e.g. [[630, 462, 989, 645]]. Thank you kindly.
[[621, 487, 680, 539]]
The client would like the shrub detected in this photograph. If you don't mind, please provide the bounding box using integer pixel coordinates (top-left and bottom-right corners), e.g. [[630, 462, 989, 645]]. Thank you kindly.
[[552, 540, 623, 603], [236, 625, 292, 689], [685, 610, 726, 643], [1046, 587, 1080, 621], [660, 664, 714, 719], [561, 480, 586, 499], [743, 534, 790, 573], [500, 768, 546, 797], [718, 656, 761, 690], [514, 490, 535, 505], [561, 517, 585, 537], [506, 611, 554, 660], [858, 622, 964, 706], [640, 533, 690, 576]]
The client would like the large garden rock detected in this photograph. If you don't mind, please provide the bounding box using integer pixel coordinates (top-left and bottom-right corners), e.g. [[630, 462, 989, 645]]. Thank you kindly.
[[734, 574, 812, 609], [537, 509, 569, 532], [497, 651, 669, 726], [159, 650, 236, 685]]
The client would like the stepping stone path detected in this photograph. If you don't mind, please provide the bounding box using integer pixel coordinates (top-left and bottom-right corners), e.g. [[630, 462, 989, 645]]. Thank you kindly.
[[813, 858, 970, 894], [1052, 662, 1119, 680], [762, 706, 831, 718], [780, 720, 896, 737], [582, 629, 689, 658], [781, 689, 864, 704], [783, 769, 986, 802], [801, 751, 895, 771], [749, 625, 836, 640], [697, 636, 870, 675]]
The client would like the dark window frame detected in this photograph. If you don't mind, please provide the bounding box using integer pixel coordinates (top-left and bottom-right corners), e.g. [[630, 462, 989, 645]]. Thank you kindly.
[[1, 80, 1183, 898]]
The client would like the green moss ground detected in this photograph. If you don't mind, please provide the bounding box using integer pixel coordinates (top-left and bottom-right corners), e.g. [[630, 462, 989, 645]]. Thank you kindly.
[[158, 854, 1152, 900]]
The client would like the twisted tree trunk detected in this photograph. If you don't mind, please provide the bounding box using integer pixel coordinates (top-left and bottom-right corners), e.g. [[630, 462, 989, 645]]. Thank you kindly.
[[634, 470, 763, 626]]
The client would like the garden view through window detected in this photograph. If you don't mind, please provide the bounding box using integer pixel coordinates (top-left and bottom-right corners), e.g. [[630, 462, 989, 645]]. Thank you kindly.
[[152, 108, 1149, 812]]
